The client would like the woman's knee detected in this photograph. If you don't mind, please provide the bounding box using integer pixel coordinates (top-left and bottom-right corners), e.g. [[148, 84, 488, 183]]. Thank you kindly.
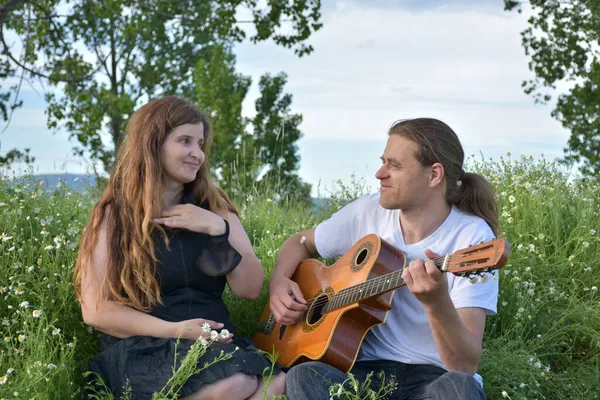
[[269, 372, 286, 394], [184, 373, 259, 400]]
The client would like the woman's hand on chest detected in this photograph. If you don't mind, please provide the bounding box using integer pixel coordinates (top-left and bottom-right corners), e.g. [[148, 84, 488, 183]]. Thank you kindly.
[[154, 204, 226, 236]]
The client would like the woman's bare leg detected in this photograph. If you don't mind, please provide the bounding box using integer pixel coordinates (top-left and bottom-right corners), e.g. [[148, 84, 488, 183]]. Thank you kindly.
[[180, 373, 258, 400], [248, 372, 286, 400]]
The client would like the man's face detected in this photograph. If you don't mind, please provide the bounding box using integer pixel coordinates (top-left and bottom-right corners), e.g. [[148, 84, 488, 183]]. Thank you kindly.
[[375, 135, 432, 210]]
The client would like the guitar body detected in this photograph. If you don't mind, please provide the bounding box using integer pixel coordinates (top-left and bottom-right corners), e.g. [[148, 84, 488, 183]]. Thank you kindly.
[[252, 234, 407, 372]]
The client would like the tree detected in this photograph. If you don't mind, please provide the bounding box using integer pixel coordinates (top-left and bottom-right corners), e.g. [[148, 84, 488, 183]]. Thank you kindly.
[[251, 72, 311, 201], [504, 0, 600, 175], [0, 39, 30, 168], [0, 0, 322, 172], [194, 44, 253, 185], [194, 45, 311, 202]]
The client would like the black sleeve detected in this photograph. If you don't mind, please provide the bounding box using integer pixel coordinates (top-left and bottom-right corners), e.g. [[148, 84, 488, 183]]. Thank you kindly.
[[195, 219, 242, 277]]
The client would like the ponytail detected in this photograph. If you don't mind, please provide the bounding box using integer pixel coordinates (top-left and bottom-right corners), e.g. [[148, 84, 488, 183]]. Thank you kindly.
[[448, 172, 499, 236]]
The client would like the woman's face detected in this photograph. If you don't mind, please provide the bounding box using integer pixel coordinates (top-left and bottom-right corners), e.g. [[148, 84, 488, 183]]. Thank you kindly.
[[161, 123, 205, 186]]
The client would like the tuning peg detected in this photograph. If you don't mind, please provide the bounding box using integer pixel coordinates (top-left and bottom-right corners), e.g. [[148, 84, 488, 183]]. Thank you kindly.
[[480, 274, 489, 283], [469, 276, 479, 284]]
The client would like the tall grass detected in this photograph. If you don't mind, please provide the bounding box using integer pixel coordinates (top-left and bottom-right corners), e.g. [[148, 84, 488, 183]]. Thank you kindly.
[[0, 156, 598, 399]]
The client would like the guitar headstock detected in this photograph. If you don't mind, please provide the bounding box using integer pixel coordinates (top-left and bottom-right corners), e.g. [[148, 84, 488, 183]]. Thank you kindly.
[[443, 238, 511, 277]]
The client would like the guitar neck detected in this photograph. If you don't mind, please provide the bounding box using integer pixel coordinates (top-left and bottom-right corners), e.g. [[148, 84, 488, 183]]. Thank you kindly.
[[323, 254, 450, 313], [323, 269, 405, 313]]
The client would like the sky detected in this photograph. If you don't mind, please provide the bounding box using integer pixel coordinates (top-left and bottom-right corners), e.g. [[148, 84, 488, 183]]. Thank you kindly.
[[0, 0, 570, 197]]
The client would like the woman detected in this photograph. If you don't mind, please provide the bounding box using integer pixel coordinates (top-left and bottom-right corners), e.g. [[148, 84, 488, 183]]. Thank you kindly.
[[73, 96, 285, 399]]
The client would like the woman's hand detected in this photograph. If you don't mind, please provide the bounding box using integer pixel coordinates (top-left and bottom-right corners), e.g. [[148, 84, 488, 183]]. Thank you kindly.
[[154, 204, 226, 236], [175, 318, 234, 344]]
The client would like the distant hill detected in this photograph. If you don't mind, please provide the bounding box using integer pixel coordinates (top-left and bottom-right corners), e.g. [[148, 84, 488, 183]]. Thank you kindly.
[[27, 175, 336, 209], [32, 173, 97, 191]]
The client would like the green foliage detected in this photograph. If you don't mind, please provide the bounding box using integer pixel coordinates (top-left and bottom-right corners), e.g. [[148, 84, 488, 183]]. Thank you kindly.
[[194, 45, 311, 203], [0, 147, 34, 168], [327, 370, 397, 400], [1, 156, 599, 399], [194, 44, 252, 185], [504, 0, 600, 176], [1, 0, 322, 172]]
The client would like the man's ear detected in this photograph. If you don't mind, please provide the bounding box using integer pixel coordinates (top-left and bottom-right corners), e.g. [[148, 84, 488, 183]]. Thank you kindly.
[[429, 162, 445, 188]]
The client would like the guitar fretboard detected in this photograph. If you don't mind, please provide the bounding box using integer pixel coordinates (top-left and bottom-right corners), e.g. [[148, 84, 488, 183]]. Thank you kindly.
[[322, 254, 450, 313], [323, 269, 405, 312]]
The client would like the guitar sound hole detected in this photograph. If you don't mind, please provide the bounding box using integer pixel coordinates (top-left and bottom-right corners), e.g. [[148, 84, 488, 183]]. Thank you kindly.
[[356, 248, 368, 265], [307, 294, 329, 325]]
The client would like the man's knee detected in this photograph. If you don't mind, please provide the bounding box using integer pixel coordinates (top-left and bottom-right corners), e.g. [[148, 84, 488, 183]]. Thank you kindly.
[[430, 372, 485, 400], [286, 361, 344, 399], [286, 361, 329, 384]]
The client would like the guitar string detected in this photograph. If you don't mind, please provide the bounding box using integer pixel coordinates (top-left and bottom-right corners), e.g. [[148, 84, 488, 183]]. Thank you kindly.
[[302, 257, 450, 313], [302, 252, 492, 314], [305, 257, 446, 310]]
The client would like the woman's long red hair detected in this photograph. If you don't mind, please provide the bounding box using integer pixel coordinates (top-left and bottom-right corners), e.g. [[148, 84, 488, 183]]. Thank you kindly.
[[73, 96, 237, 312]]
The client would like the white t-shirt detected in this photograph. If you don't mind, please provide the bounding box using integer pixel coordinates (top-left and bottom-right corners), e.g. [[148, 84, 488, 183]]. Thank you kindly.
[[314, 193, 498, 379]]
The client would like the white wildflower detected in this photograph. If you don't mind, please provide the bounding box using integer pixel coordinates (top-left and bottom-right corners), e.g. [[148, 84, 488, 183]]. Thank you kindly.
[[201, 322, 211, 333], [19, 301, 29, 308], [219, 329, 230, 339], [508, 195, 516, 203], [210, 330, 219, 341], [32, 310, 42, 318], [52, 328, 61, 336], [17, 334, 26, 343]]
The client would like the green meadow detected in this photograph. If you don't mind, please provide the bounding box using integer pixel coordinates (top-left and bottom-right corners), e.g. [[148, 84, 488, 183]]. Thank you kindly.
[[0, 155, 598, 399]]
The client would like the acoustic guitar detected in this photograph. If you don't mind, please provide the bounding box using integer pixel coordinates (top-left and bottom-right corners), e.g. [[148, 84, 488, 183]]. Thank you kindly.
[[252, 234, 510, 372]]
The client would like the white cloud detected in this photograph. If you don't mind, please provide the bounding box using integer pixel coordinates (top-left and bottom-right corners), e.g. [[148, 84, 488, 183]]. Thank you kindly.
[[235, 1, 569, 156]]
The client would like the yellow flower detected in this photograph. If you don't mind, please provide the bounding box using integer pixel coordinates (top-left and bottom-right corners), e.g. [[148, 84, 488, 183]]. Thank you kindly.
[[18, 334, 26, 343]]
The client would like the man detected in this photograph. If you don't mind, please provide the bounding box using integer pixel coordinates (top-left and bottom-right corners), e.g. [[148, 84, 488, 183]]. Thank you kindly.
[[269, 118, 500, 399]]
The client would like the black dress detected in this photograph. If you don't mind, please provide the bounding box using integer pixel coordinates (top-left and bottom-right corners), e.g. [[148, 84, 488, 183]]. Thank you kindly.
[[88, 196, 277, 399]]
